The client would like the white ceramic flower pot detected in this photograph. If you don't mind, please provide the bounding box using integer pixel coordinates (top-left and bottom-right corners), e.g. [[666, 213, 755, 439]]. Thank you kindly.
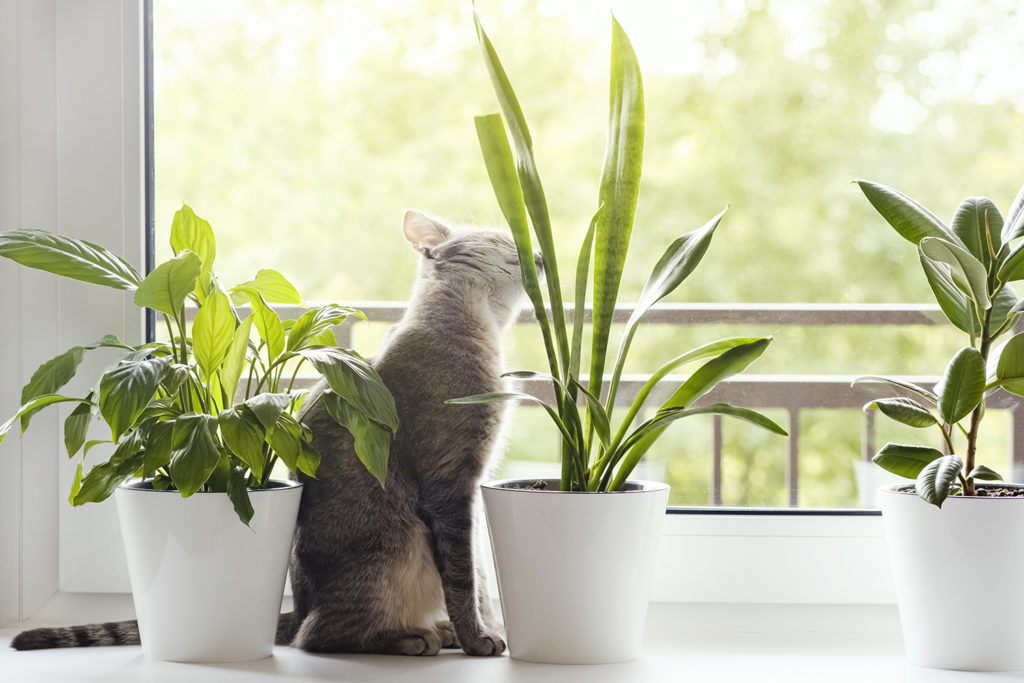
[[879, 484, 1024, 671], [481, 479, 669, 664], [115, 480, 301, 662]]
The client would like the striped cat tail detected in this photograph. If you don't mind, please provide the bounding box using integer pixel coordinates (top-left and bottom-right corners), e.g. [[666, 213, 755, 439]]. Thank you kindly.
[[10, 621, 140, 650]]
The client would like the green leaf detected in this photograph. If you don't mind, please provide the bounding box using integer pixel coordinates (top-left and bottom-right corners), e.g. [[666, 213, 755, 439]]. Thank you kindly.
[[63, 394, 94, 457], [143, 419, 173, 474], [589, 16, 645, 401], [448, 390, 579, 453], [219, 406, 267, 480], [21, 346, 85, 429], [951, 197, 1002, 269], [287, 304, 361, 352], [297, 438, 321, 479], [662, 338, 771, 412], [988, 285, 1019, 339], [852, 375, 938, 403], [920, 237, 991, 311], [997, 241, 1024, 283], [68, 462, 84, 505], [167, 414, 222, 497], [0, 394, 90, 445], [0, 229, 142, 289], [232, 269, 302, 305], [570, 378, 610, 448], [570, 207, 601, 381], [72, 431, 147, 505], [193, 289, 235, 380], [297, 347, 398, 431], [917, 248, 981, 336], [864, 397, 937, 428], [871, 443, 944, 479], [935, 347, 986, 425], [322, 392, 392, 487], [169, 204, 216, 302], [98, 356, 172, 439], [133, 250, 202, 317], [1001, 182, 1024, 243], [995, 331, 1024, 396], [242, 393, 293, 432], [266, 413, 303, 471], [915, 454, 964, 508], [245, 290, 285, 362], [968, 464, 1003, 482], [226, 467, 254, 526], [854, 180, 954, 245], [220, 315, 253, 405]]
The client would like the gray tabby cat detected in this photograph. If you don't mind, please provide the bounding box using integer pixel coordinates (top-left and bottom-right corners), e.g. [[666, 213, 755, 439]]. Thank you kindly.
[[10, 210, 527, 656]]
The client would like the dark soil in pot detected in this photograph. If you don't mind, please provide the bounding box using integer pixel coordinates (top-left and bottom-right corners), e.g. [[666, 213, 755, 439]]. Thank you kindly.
[[894, 483, 1024, 498]]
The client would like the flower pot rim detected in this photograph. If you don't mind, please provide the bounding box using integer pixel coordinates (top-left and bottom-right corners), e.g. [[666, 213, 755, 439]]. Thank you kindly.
[[879, 481, 1024, 502], [117, 478, 302, 494], [481, 478, 668, 494]]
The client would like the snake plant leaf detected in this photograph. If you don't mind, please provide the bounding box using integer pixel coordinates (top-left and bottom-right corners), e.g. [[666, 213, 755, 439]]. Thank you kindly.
[[570, 378, 611, 448], [920, 237, 991, 311], [133, 250, 202, 317], [322, 391, 391, 487], [0, 229, 142, 290], [854, 180, 955, 245], [570, 207, 601, 382], [474, 11, 569, 373], [935, 347, 986, 425], [98, 356, 172, 439], [63, 394, 94, 457], [193, 289, 235, 381], [219, 405, 267, 480], [226, 467, 254, 527], [852, 375, 938, 403], [994, 332, 1024, 397], [297, 346, 398, 431], [590, 16, 645, 400], [169, 204, 216, 303], [167, 413, 222, 497], [917, 248, 981, 336], [951, 197, 1002, 269], [1001, 182, 1024, 243], [871, 442, 944, 479], [220, 315, 253, 406], [447, 391, 578, 452], [231, 269, 302, 305], [915, 454, 964, 507], [864, 397, 937, 428], [968, 464, 1003, 482]]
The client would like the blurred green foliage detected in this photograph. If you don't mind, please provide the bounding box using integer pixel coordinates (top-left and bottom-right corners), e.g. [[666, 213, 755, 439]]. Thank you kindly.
[[154, 0, 1024, 507]]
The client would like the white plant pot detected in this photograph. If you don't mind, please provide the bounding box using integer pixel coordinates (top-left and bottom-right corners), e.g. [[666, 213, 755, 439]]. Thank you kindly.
[[115, 480, 301, 662], [481, 479, 669, 664], [879, 484, 1024, 671]]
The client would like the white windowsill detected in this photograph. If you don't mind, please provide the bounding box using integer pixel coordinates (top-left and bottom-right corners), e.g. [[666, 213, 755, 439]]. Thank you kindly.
[[3, 599, 1000, 683]]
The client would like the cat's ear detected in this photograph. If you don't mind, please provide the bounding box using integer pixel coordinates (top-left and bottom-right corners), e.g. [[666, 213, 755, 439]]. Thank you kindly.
[[403, 210, 451, 255]]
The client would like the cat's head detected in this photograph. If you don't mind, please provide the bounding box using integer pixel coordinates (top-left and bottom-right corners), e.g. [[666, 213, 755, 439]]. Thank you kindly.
[[403, 209, 540, 326]]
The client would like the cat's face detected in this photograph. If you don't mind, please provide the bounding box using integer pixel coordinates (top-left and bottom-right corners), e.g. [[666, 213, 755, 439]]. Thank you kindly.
[[403, 209, 540, 324]]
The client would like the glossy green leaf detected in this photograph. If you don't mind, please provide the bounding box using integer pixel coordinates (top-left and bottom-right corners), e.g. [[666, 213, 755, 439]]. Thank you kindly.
[[143, 419, 173, 474], [287, 304, 361, 352], [167, 414, 222, 497], [1001, 182, 1024, 243], [72, 431, 147, 505], [852, 375, 937, 403], [246, 290, 285, 362], [242, 393, 293, 432], [997, 241, 1024, 283], [220, 315, 253, 405], [297, 346, 398, 431], [169, 204, 216, 302], [232, 268, 302, 305], [219, 406, 266, 480], [935, 347, 986, 424], [662, 338, 771, 412], [226, 467, 254, 526], [570, 207, 600, 381], [133, 250, 202, 317], [68, 462, 84, 505], [988, 285, 1019, 339], [570, 379, 610, 448], [193, 289, 235, 379], [951, 197, 1002, 268], [920, 237, 991, 310], [21, 346, 85, 429], [871, 442, 944, 479], [917, 248, 980, 336], [63, 395, 94, 457], [864, 397, 937, 428], [322, 392, 391, 487], [995, 332, 1024, 396], [915, 454, 964, 507], [0, 229, 142, 289], [968, 464, 1003, 482], [589, 17, 645, 401], [98, 356, 172, 439], [0, 394, 90, 445], [266, 413, 302, 472], [855, 180, 954, 245], [297, 438, 321, 479]]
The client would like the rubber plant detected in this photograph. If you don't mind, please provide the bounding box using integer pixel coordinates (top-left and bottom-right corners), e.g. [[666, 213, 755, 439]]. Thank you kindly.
[[856, 180, 1024, 507], [0, 205, 397, 524], [449, 12, 787, 491]]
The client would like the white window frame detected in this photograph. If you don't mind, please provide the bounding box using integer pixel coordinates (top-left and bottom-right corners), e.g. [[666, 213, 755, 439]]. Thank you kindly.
[[0, 0, 896, 627]]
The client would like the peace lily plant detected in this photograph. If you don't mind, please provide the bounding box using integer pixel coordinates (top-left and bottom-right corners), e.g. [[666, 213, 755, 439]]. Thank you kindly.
[[452, 13, 788, 491], [0, 206, 396, 525], [856, 180, 1024, 507]]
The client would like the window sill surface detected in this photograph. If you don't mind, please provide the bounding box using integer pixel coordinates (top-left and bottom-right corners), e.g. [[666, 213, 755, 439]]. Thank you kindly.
[[4, 602, 1016, 682]]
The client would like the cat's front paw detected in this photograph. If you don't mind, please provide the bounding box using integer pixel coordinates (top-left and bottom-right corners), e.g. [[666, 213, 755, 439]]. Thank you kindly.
[[460, 630, 506, 657]]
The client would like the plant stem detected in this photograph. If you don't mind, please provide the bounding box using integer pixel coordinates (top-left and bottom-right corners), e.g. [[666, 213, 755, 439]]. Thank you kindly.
[[964, 305, 995, 496], [162, 314, 179, 364]]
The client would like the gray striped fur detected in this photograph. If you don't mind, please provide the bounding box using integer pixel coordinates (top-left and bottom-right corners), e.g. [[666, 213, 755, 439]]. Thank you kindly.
[[11, 621, 139, 650]]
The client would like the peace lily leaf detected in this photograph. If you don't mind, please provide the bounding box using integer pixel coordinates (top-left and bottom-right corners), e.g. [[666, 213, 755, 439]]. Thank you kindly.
[[920, 237, 991, 311], [0, 394, 90, 445], [245, 290, 285, 362], [852, 375, 938, 403], [995, 332, 1024, 397], [21, 346, 85, 429], [143, 419, 173, 474], [266, 413, 302, 472], [968, 464, 1003, 482], [297, 347, 398, 431], [167, 414, 222, 497], [98, 356, 172, 439], [169, 204, 216, 302], [287, 304, 361, 352], [951, 197, 1002, 268], [915, 454, 964, 508], [917, 248, 980, 336], [232, 269, 302, 305], [226, 467, 254, 527], [221, 316, 254, 405], [1001, 182, 1024, 243], [0, 229, 142, 289], [133, 250, 202, 317], [68, 463, 84, 506], [298, 439, 321, 479], [219, 406, 266, 480], [243, 393, 293, 432], [864, 397, 937, 428], [72, 431, 147, 505], [854, 180, 955, 245], [64, 394, 94, 457], [193, 289, 235, 380], [871, 443, 944, 479], [590, 16, 645, 401], [323, 392, 391, 487], [935, 347, 986, 425]]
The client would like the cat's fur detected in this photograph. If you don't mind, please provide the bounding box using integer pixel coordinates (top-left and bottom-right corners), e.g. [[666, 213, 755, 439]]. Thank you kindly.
[[11, 210, 528, 656]]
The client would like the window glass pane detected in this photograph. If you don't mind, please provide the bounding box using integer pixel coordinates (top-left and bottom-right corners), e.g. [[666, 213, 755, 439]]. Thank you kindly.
[[154, 0, 1024, 508]]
